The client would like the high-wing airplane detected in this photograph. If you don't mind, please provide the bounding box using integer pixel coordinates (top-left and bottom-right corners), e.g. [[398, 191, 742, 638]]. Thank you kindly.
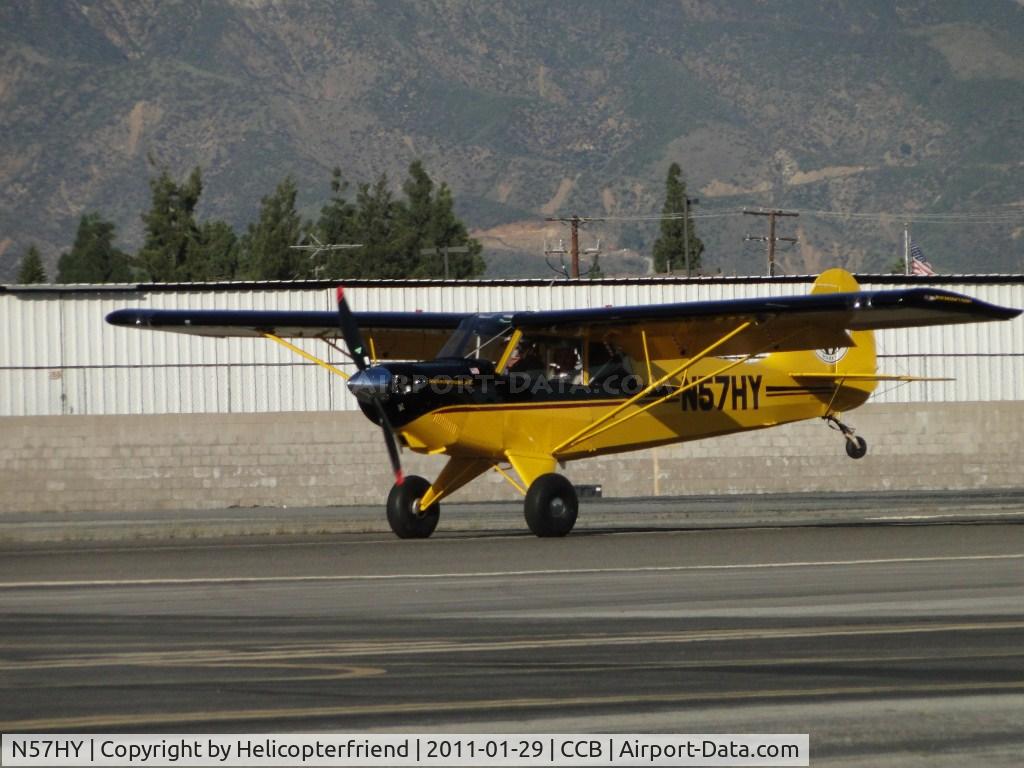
[[107, 269, 1020, 539]]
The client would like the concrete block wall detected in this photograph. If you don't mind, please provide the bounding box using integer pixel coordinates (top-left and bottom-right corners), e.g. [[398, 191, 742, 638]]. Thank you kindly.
[[1, 402, 1021, 514]]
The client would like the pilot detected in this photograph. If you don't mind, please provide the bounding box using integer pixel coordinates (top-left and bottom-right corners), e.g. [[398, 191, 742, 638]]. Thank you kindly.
[[508, 341, 544, 378]]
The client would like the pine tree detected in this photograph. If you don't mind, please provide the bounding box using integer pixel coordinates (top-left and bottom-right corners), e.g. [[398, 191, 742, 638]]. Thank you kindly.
[[423, 182, 484, 278], [136, 167, 204, 281], [400, 160, 434, 238], [383, 161, 483, 278], [394, 160, 438, 277], [193, 220, 240, 280], [57, 214, 133, 283], [351, 173, 400, 278], [238, 177, 305, 279], [652, 163, 703, 274], [314, 167, 359, 278], [16, 244, 47, 283], [307, 162, 484, 279]]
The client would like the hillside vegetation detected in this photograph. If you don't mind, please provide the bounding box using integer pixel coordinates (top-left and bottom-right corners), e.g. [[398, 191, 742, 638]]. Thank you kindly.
[[1, 0, 1022, 280]]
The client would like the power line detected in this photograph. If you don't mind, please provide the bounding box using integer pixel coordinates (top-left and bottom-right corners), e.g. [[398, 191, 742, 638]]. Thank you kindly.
[[564, 207, 1023, 224], [596, 210, 743, 222], [796, 209, 1024, 225]]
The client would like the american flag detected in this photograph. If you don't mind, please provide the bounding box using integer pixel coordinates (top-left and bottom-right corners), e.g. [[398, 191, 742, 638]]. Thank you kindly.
[[910, 241, 935, 276]]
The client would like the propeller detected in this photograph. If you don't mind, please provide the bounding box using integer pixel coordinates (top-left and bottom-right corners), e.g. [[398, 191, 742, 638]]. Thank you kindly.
[[336, 285, 369, 372], [337, 286, 404, 486]]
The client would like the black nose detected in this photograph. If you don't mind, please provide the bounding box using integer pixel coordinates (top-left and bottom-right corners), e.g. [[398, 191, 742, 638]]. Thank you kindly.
[[347, 366, 393, 403]]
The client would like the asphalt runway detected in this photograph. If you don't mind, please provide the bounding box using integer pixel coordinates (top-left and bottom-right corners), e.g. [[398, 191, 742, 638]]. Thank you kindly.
[[2, 493, 1024, 767]]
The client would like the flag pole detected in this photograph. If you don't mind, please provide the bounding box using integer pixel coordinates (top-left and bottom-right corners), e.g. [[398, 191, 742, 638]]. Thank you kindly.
[[903, 222, 910, 275]]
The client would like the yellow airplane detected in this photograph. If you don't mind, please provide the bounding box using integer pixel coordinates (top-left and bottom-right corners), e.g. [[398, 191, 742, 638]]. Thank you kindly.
[[107, 269, 1020, 539]]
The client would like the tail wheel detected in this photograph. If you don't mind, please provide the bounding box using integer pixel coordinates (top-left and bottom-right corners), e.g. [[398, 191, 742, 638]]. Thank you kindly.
[[524, 473, 578, 537], [825, 415, 868, 460], [845, 436, 868, 460], [386, 475, 439, 539]]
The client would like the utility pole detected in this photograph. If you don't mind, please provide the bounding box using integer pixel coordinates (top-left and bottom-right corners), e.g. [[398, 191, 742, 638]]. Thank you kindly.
[[420, 245, 470, 280], [545, 216, 603, 278], [743, 209, 799, 276]]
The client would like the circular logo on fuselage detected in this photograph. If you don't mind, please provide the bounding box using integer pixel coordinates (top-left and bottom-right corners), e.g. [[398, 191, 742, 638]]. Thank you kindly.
[[815, 347, 848, 364]]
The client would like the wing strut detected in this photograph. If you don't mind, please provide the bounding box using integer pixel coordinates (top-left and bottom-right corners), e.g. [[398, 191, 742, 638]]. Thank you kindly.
[[563, 351, 765, 454], [551, 321, 752, 455], [262, 333, 350, 381]]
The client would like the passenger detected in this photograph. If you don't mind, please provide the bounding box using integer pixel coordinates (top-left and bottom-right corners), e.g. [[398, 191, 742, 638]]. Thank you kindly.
[[550, 345, 582, 384]]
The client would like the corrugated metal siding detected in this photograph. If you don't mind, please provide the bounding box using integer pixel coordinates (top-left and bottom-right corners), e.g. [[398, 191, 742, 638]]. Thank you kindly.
[[1, 279, 1021, 416], [859, 282, 1024, 404]]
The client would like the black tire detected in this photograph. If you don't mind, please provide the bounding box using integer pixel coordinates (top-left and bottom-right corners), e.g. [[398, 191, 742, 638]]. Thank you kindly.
[[845, 435, 868, 460], [386, 475, 439, 539], [524, 473, 579, 537]]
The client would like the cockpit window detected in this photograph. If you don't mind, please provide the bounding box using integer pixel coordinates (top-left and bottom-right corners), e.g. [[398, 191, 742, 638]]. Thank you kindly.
[[504, 335, 643, 393], [508, 338, 583, 382], [587, 341, 634, 384], [435, 314, 514, 363]]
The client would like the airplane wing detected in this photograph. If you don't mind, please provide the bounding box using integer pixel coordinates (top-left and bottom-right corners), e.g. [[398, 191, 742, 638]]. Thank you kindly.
[[509, 288, 1021, 355], [107, 286, 1019, 362], [105, 308, 472, 361]]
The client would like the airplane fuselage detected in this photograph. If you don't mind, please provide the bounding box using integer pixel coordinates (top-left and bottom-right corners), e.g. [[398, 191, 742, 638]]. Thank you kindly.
[[360, 355, 873, 463]]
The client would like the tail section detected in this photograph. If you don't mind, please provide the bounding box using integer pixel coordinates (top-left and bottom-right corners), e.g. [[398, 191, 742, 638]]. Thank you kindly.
[[765, 268, 878, 408], [807, 268, 877, 382]]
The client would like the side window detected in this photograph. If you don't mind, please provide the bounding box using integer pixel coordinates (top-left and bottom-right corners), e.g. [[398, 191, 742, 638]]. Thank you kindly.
[[506, 338, 545, 377], [588, 341, 634, 384], [586, 341, 647, 396], [507, 337, 583, 384], [507, 336, 643, 394], [548, 343, 583, 384]]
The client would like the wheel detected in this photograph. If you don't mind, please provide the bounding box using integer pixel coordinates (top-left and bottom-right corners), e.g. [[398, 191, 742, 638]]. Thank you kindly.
[[524, 473, 579, 537], [845, 435, 867, 460], [386, 475, 439, 539]]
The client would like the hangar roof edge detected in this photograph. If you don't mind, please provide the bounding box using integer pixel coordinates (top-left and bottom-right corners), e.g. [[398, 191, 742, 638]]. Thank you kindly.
[[3, 273, 1024, 295]]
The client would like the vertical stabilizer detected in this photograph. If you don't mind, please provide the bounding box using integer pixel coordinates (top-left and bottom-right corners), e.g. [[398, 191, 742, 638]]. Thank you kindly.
[[765, 268, 878, 407]]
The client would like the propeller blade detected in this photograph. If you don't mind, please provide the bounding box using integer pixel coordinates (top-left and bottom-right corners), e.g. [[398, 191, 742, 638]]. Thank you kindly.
[[374, 399, 404, 486], [338, 286, 400, 484], [336, 285, 369, 371]]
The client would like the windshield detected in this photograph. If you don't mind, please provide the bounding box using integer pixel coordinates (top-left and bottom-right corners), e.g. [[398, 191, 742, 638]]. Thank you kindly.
[[435, 314, 514, 363]]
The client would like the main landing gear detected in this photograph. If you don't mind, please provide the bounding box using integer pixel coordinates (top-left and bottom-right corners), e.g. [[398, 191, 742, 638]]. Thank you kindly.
[[825, 414, 868, 460], [385, 470, 580, 539]]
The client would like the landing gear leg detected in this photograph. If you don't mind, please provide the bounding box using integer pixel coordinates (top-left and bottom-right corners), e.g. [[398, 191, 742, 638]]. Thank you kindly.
[[825, 415, 867, 460]]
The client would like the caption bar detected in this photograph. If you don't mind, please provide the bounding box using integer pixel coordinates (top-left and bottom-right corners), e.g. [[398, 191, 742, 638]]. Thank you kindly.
[[2, 734, 808, 766]]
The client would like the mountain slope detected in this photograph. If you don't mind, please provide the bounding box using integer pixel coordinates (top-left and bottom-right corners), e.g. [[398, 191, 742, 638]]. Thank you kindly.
[[1, 0, 1022, 280]]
